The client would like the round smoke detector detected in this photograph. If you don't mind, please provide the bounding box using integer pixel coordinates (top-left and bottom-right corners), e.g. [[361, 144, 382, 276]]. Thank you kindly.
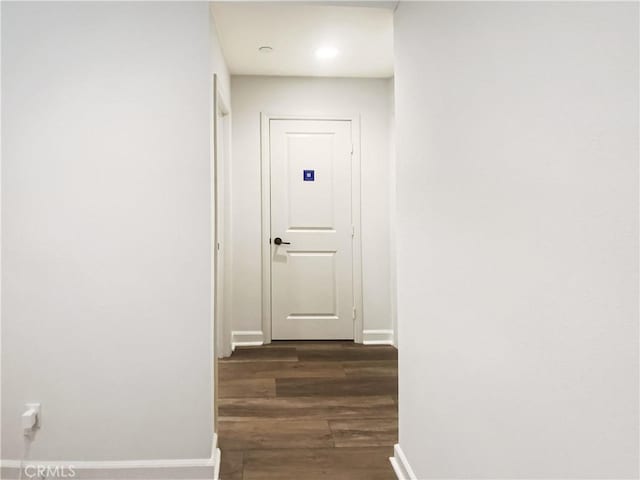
[[258, 46, 273, 53]]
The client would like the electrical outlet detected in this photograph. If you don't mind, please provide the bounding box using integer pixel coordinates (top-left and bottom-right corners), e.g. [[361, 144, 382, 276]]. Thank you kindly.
[[22, 403, 41, 431]]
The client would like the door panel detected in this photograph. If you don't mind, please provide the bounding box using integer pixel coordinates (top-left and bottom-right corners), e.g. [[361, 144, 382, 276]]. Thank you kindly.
[[287, 251, 337, 315], [270, 119, 353, 340], [287, 134, 335, 229]]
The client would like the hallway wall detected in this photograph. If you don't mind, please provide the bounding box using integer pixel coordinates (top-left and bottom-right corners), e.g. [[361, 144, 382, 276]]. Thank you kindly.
[[230, 75, 394, 344], [394, 2, 639, 478], [2, 1, 227, 467]]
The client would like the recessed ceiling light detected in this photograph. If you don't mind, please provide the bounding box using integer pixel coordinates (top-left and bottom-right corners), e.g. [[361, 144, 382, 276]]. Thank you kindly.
[[315, 46, 339, 60], [258, 46, 273, 53]]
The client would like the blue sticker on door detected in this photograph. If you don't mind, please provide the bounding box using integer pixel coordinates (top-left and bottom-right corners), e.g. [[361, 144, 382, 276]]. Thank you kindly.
[[303, 170, 315, 181]]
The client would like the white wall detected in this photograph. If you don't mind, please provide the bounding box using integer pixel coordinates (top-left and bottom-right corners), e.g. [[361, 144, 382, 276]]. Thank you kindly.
[[230, 75, 394, 341], [395, 2, 638, 478], [1, 1, 227, 464], [210, 7, 231, 105]]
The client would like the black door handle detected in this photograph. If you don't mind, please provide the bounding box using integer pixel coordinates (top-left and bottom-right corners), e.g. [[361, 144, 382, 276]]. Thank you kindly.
[[273, 237, 291, 245]]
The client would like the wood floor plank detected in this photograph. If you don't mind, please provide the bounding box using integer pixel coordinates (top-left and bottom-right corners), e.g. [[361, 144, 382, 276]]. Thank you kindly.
[[222, 347, 298, 363], [342, 360, 398, 377], [218, 419, 334, 450], [218, 395, 397, 421], [219, 450, 244, 480], [220, 361, 345, 381], [329, 418, 398, 447], [219, 378, 276, 399], [297, 346, 397, 362], [217, 341, 398, 480], [242, 447, 396, 480], [276, 376, 397, 398]]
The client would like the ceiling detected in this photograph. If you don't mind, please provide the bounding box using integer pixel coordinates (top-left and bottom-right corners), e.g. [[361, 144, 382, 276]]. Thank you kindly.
[[211, 2, 394, 78]]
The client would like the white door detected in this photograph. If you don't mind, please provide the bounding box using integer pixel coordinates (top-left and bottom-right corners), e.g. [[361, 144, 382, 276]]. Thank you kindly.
[[270, 119, 354, 340]]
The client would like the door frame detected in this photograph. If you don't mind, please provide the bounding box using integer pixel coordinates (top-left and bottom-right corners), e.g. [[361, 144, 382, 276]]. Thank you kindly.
[[214, 75, 231, 358], [212, 74, 230, 430], [260, 113, 364, 344]]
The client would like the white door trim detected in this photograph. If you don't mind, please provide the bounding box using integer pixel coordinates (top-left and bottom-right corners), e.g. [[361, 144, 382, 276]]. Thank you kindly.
[[213, 75, 231, 358], [212, 74, 230, 434], [260, 113, 364, 344]]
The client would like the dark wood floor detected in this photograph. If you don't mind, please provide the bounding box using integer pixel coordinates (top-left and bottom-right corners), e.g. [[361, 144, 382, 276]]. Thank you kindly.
[[218, 341, 398, 480]]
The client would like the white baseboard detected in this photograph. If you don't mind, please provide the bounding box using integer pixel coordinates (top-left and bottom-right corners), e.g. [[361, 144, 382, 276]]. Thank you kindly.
[[389, 444, 417, 480], [232, 329, 394, 347], [231, 330, 264, 350], [212, 432, 221, 480], [363, 329, 395, 345], [1, 436, 221, 480]]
